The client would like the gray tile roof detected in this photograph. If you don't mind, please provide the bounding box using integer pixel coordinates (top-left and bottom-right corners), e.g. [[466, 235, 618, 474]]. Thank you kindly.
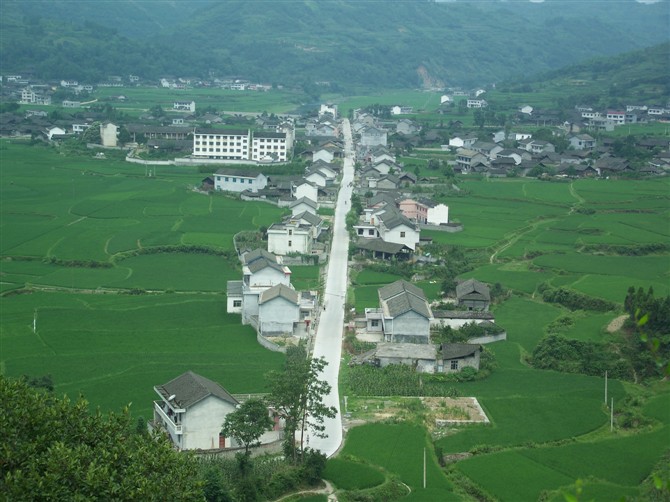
[[244, 248, 278, 265], [379, 280, 426, 302], [289, 197, 318, 209], [356, 238, 408, 254], [375, 342, 437, 360], [440, 343, 481, 360], [378, 208, 415, 230], [227, 280, 243, 296], [385, 291, 432, 319], [259, 284, 299, 305], [291, 211, 322, 227], [456, 278, 490, 301], [155, 371, 238, 410]]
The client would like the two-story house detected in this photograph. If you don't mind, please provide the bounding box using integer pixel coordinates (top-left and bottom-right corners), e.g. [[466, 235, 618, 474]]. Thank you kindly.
[[372, 280, 433, 344], [150, 371, 239, 450]]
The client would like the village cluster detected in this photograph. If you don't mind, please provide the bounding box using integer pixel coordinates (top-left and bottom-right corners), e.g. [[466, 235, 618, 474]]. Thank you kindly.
[[142, 103, 511, 454], [4, 76, 668, 455]]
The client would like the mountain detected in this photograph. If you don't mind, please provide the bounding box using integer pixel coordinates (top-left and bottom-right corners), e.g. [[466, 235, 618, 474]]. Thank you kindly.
[[1, 0, 668, 89]]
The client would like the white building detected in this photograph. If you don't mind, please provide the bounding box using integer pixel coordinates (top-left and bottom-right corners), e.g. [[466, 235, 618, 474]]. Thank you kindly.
[[360, 127, 387, 147], [213, 169, 268, 193], [193, 129, 290, 162], [267, 219, 313, 255], [467, 99, 488, 108], [173, 101, 196, 113], [373, 280, 433, 344], [150, 371, 239, 450], [193, 129, 251, 161], [252, 132, 289, 162], [258, 284, 300, 336], [293, 181, 319, 204], [319, 103, 338, 119], [100, 122, 118, 147], [376, 209, 420, 251]]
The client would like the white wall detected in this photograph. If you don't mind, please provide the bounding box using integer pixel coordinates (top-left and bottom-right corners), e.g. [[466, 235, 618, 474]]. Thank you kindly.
[[259, 297, 299, 335], [427, 204, 449, 225], [182, 397, 237, 450]]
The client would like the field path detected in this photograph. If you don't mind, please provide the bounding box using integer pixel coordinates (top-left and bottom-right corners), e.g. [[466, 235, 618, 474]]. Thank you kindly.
[[273, 480, 336, 502], [489, 218, 557, 264], [607, 314, 628, 333], [568, 182, 586, 212]]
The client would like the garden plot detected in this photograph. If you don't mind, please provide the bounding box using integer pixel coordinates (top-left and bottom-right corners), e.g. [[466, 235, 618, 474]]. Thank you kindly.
[[343, 396, 489, 430]]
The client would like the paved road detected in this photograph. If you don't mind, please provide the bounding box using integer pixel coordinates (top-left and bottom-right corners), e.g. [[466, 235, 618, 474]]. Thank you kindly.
[[309, 119, 354, 457]]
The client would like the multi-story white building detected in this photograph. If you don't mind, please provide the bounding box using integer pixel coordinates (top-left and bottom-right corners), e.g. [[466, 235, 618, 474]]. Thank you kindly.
[[267, 219, 314, 255], [606, 110, 626, 125], [252, 132, 289, 162], [193, 129, 290, 162], [193, 129, 251, 161], [173, 101, 196, 112], [467, 99, 488, 108]]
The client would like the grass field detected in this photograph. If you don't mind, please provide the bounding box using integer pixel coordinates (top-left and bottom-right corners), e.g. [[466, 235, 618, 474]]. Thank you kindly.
[[0, 140, 288, 417]]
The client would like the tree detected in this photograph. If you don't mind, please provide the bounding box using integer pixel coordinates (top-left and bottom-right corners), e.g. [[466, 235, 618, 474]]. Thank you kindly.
[[221, 398, 273, 456], [80, 121, 101, 144], [265, 344, 337, 464], [0, 375, 203, 500]]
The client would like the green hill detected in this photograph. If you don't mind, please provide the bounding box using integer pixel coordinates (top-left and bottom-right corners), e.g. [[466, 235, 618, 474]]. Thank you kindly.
[[1, 0, 668, 89]]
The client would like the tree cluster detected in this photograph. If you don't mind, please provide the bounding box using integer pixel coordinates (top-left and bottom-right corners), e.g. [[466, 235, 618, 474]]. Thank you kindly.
[[1, 376, 203, 501]]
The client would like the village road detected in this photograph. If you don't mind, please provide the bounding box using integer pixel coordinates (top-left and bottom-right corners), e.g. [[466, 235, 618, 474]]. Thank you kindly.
[[309, 119, 354, 457]]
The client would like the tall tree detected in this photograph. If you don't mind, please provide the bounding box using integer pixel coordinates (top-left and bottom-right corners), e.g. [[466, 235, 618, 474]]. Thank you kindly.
[[221, 398, 273, 457], [0, 376, 203, 500], [265, 344, 336, 464]]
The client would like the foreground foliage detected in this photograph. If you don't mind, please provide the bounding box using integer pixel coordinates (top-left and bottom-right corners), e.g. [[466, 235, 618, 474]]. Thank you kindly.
[[0, 376, 203, 500]]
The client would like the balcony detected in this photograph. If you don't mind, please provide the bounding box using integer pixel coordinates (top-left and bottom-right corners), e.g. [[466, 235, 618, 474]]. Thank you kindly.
[[154, 402, 183, 434]]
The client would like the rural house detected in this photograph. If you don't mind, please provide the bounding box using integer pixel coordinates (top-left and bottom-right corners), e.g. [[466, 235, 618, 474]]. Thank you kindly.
[[214, 169, 268, 193], [366, 280, 433, 344], [456, 279, 491, 311], [149, 371, 239, 450], [258, 284, 300, 336]]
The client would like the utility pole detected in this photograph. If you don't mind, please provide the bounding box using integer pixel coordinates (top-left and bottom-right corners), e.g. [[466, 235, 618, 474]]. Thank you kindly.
[[423, 447, 426, 489], [604, 370, 608, 405], [610, 398, 614, 432]]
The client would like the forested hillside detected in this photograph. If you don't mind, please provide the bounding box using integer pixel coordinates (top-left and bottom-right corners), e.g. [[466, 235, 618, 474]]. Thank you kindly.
[[1, 0, 668, 89]]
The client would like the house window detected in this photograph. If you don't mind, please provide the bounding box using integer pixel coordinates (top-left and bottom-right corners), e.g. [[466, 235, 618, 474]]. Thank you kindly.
[[248, 179, 253, 184], [288, 240, 292, 247], [288, 229, 293, 236], [358, 229, 364, 235], [371, 320, 379, 327], [450, 360, 458, 370], [400, 232, 406, 238], [233, 300, 242, 308], [368, 229, 375, 236]]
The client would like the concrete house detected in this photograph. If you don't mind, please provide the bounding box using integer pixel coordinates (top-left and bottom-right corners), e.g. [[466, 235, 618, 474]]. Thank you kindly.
[[360, 127, 388, 147], [371, 160, 401, 176], [377, 209, 420, 250], [258, 284, 300, 336], [267, 219, 313, 255], [440, 344, 482, 373], [293, 180, 319, 203], [100, 122, 118, 147], [374, 343, 438, 373], [214, 169, 268, 193], [289, 197, 318, 216], [304, 169, 329, 187], [456, 279, 491, 311], [374, 280, 433, 344], [150, 371, 239, 450], [173, 101, 196, 113], [449, 134, 478, 149], [237, 249, 292, 324], [396, 119, 420, 135], [375, 174, 400, 190], [568, 134, 596, 150], [312, 147, 336, 163], [456, 148, 489, 173]]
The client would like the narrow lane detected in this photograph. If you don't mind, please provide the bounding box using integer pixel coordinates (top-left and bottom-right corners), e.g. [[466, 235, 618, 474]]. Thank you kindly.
[[309, 119, 354, 456]]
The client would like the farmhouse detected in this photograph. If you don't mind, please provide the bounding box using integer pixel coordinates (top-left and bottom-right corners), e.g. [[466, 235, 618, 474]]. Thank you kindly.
[[149, 371, 239, 450], [214, 169, 268, 193], [366, 280, 433, 344], [440, 343, 482, 373], [258, 284, 300, 336], [267, 219, 314, 255], [354, 342, 483, 374], [456, 279, 491, 311], [289, 197, 318, 215], [100, 122, 118, 147]]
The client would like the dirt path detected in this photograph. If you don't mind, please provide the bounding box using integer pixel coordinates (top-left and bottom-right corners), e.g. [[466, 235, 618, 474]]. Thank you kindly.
[[607, 314, 628, 333], [273, 479, 337, 502]]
